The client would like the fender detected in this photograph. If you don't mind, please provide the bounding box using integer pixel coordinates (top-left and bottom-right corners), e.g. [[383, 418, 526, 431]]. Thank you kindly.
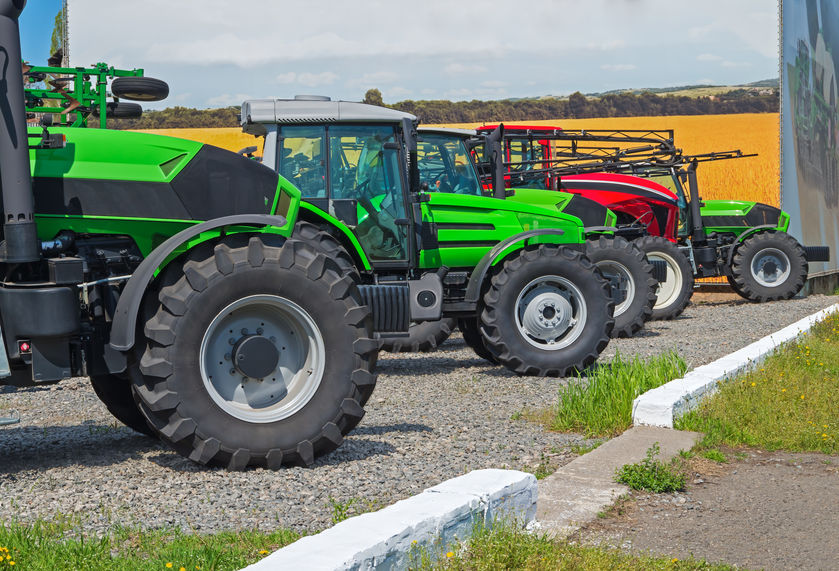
[[724, 225, 777, 268], [110, 214, 288, 352], [464, 228, 568, 304]]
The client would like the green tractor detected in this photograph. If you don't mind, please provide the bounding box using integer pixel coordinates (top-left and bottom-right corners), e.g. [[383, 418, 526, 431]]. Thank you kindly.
[[3, 1, 380, 469], [373, 126, 657, 352], [240, 96, 617, 375], [2, 0, 616, 469]]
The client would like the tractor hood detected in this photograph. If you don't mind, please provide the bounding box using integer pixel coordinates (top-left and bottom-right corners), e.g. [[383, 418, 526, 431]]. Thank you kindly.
[[507, 187, 615, 229], [700, 200, 789, 232], [560, 173, 679, 207], [29, 127, 281, 222]]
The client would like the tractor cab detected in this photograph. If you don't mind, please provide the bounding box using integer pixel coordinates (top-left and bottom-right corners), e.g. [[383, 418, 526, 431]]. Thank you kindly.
[[242, 98, 591, 276]]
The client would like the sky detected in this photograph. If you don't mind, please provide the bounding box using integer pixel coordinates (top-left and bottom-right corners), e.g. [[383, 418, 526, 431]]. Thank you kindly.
[[20, 0, 780, 110]]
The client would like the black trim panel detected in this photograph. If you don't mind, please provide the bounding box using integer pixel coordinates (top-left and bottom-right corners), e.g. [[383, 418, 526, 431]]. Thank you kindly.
[[438, 240, 500, 249], [436, 223, 496, 231], [34, 177, 191, 219]]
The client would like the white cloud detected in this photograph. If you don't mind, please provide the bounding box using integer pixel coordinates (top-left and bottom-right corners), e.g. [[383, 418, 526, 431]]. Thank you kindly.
[[444, 63, 489, 76], [600, 64, 637, 72], [206, 93, 253, 107], [297, 72, 339, 87], [346, 72, 400, 89], [67, 0, 780, 106], [275, 72, 338, 87], [275, 72, 297, 84]]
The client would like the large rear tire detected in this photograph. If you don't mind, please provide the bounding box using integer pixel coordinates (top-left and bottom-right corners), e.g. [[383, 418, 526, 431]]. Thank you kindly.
[[585, 236, 656, 338], [634, 236, 694, 320], [479, 245, 613, 377], [729, 232, 808, 301], [381, 318, 456, 352], [89, 374, 155, 437], [130, 236, 377, 469]]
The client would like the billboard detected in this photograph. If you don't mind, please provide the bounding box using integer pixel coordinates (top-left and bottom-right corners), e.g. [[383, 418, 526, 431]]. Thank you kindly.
[[782, 0, 839, 277]]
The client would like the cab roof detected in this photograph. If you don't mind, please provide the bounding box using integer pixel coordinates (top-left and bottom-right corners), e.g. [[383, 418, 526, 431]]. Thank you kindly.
[[241, 96, 416, 129]]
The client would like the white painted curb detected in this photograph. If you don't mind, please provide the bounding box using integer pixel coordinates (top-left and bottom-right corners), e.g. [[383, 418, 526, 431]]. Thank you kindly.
[[244, 469, 537, 571], [633, 302, 839, 428]]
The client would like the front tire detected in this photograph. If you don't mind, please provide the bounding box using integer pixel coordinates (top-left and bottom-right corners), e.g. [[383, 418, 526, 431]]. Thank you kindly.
[[729, 232, 808, 301], [585, 236, 656, 338], [130, 236, 377, 469], [89, 374, 155, 437], [634, 236, 694, 320], [381, 318, 456, 352], [479, 245, 613, 377], [457, 317, 499, 364]]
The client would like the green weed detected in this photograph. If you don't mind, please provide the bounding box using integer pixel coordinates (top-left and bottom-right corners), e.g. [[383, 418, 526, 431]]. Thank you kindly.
[[546, 351, 686, 437], [0, 518, 298, 570], [615, 442, 687, 493]]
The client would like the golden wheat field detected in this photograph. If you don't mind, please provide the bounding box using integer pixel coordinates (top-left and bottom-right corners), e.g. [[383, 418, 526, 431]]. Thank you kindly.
[[444, 114, 781, 207], [139, 113, 780, 206]]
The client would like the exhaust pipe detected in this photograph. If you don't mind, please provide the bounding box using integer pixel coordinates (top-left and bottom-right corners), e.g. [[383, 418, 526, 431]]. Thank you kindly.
[[0, 0, 40, 262], [485, 124, 506, 199]]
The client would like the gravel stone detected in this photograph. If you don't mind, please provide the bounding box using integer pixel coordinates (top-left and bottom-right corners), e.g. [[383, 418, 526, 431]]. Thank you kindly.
[[0, 293, 835, 535]]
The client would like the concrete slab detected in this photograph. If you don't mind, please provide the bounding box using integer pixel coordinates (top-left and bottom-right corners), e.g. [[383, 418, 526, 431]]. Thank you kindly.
[[535, 426, 701, 538]]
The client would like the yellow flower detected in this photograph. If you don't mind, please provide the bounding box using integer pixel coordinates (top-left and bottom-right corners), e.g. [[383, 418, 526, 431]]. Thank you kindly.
[[750, 382, 756, 387], [782, 388, 787, 392], [672, 557, 679, 562], [9, 562, 14, 566], [801, 395, 805, 399], [180, 567, 186, 571], [823, 433, 828, 438], [166, 564, 173, 569], [259, 550, 269, 555], [446, 551, 455, 558]]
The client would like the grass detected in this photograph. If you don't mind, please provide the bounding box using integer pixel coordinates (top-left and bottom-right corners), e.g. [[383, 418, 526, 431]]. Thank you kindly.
[[676, 312, 839, 454], [410, 521, 733, 570], [535, 351, 686, 438], [0, 518, 299, 570], [614, 443, 687, 493]]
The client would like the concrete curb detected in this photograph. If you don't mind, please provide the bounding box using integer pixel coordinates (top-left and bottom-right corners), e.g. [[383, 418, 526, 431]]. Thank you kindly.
[[244, 469, 536, 570], [632, 303, 839, 427]]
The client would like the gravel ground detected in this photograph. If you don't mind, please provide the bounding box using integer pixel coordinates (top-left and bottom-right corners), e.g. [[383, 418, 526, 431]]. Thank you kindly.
[[574, 450, 839, 570], [0, 293, 835, 535]]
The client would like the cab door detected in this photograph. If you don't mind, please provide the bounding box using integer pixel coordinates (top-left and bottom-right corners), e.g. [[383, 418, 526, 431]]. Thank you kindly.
[[278, 124, 412, 268]]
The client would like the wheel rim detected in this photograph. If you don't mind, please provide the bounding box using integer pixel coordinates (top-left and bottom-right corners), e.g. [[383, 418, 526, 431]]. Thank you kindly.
[[595, 260, 635, 318], [750, 247, 791, 287], [514, 275, 587, 350], [647, 251, 684, 311], [199, 294, 326, 423]]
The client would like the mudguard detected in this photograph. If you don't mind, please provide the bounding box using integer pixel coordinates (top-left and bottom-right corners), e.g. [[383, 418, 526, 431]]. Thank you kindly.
[[464, 228, 568, 304], [110, 214, 288, 352]]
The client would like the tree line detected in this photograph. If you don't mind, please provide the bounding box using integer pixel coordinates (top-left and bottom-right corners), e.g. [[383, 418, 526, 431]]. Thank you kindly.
[[111, 88, 779, 130]]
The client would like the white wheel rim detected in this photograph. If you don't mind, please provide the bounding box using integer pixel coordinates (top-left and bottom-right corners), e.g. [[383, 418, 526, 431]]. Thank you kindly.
[[595, 260, 635, 318], [514, 275, 587, 350], [647, 251, 684, 311], [199, 294, 326, 423], [751, 247, 791, 287]]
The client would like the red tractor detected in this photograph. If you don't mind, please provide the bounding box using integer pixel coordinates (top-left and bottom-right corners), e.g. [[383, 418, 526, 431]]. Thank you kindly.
[[475, 124, 829, 315], [476, 125, 694, 319]]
